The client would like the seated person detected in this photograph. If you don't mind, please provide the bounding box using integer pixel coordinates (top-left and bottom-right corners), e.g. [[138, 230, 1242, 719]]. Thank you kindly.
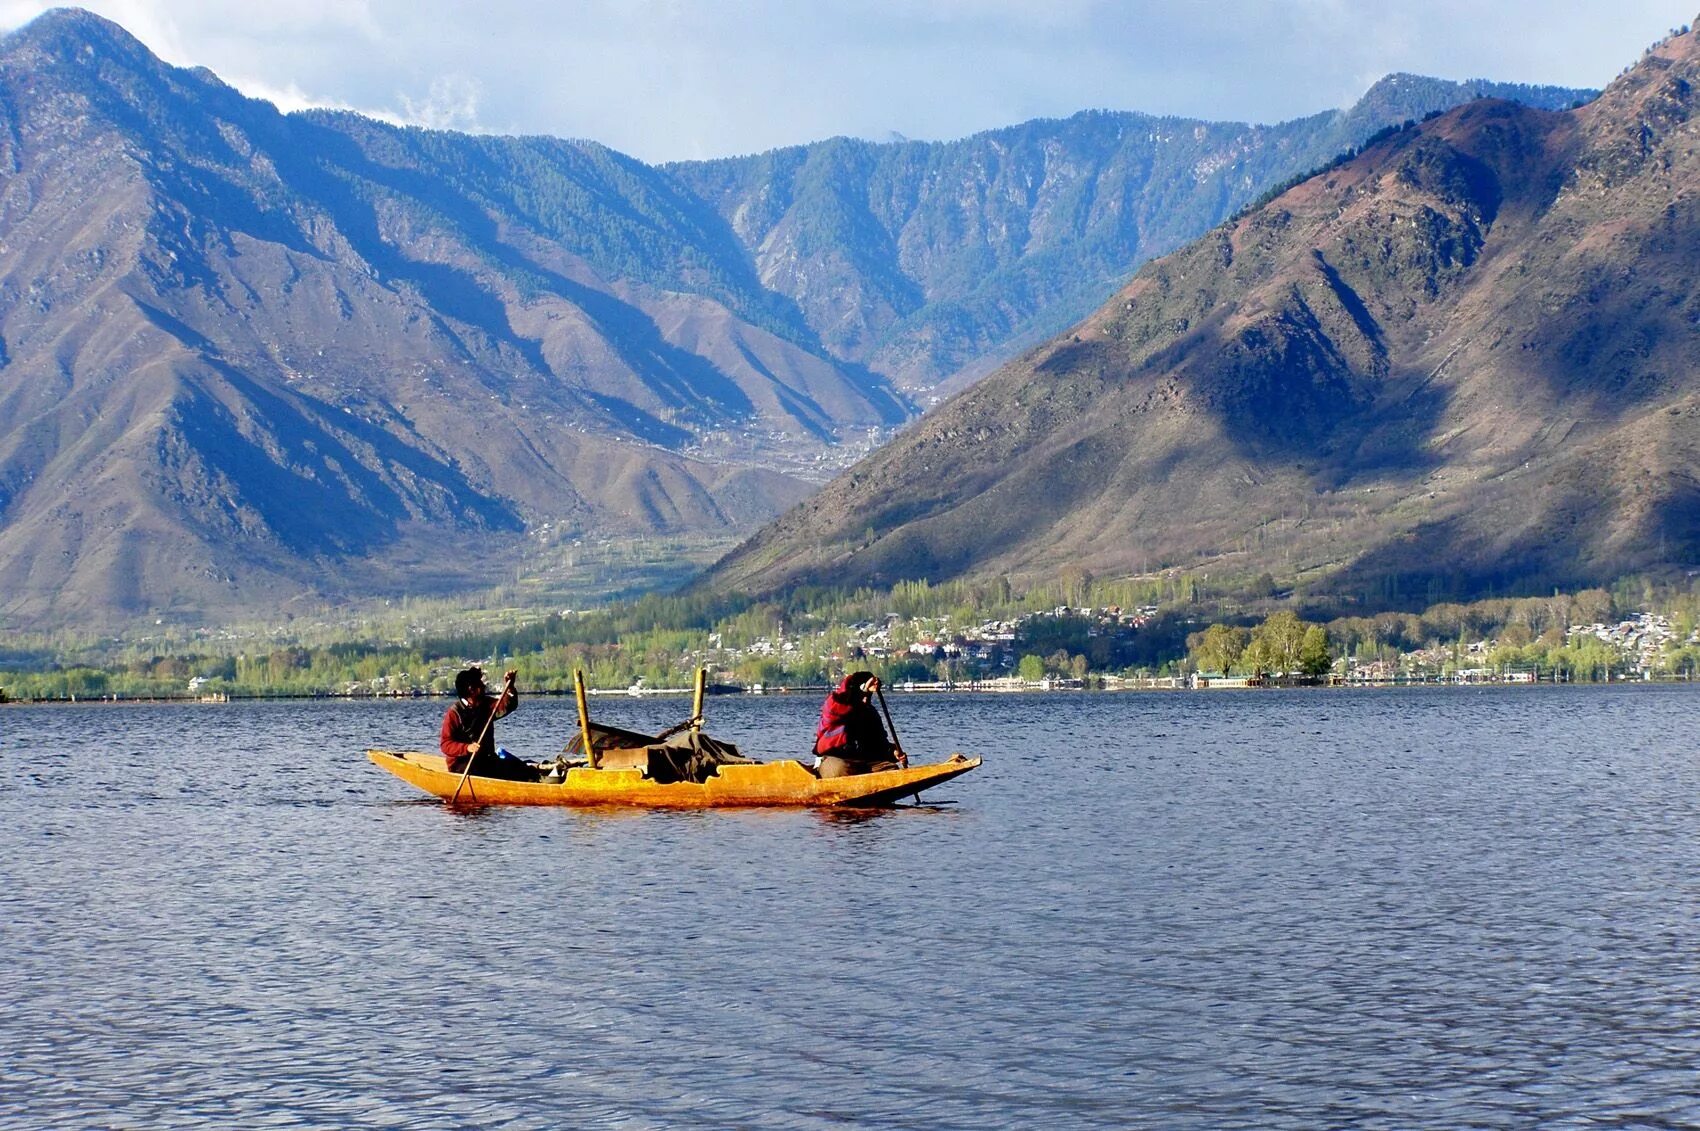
[[812, 671, 905, 777], [441, 667, 536, 781]]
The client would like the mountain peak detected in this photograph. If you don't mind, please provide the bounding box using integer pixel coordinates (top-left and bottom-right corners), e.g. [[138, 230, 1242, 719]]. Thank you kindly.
[[1347, 71, 1595, 125], [4, 7, 153, 59]]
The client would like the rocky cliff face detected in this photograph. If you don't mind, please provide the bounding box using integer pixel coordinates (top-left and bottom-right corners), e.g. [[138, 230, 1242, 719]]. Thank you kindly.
[[703, 27, 1700, 606]]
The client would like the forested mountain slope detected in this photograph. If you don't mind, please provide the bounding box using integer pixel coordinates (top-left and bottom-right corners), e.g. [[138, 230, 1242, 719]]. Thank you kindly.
[[670, 75, 1591, 396]]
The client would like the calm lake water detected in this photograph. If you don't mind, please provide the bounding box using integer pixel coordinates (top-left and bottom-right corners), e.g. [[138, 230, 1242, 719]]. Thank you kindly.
[[5, 685, 1700, 1129]]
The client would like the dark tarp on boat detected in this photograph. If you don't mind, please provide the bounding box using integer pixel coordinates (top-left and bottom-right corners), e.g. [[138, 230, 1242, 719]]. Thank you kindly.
[[565, 722, 755, 785]]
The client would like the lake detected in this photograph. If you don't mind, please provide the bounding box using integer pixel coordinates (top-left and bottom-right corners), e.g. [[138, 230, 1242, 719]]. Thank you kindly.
[[4, 685, 1699, 1129]]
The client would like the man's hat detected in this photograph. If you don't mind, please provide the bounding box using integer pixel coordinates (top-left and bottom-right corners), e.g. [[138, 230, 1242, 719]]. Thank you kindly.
[[455, 667, 486, 698]]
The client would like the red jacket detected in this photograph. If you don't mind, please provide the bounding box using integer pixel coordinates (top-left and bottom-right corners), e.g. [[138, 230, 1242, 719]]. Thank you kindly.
[[440, 687, 517, 771], [813, 676, 888, 758]]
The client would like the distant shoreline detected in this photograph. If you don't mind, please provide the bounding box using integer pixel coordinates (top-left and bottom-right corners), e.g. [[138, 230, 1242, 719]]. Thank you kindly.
[[5, 677, 1696, 706]]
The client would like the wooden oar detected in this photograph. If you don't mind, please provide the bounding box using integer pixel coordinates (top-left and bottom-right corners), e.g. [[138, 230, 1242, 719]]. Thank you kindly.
[[690, 666, 706, 739], [874, 683, 908, 768], [574, 669, 597, 769], [448, 674, 513, 805]]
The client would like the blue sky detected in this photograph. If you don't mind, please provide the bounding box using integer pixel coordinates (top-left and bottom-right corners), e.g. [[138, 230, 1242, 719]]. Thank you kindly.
[[3, 1, 1693, 161]]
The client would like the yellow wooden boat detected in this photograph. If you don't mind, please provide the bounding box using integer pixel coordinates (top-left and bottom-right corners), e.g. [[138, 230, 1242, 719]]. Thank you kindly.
[[367, 748, 981, 808], [371, 666, 979, 808]]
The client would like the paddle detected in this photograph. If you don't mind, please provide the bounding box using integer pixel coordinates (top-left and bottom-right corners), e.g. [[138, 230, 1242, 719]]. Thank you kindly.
[[448, 670, 514, 805], [873, 682, 908, 768]]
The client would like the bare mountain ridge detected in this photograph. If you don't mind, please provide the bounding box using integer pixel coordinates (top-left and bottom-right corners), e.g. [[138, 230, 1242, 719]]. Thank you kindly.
[[704, 24, 1700, 605], [0, 9, 905, 626], [668, 74, 1592, 396], [0, 8, 1597, 628]]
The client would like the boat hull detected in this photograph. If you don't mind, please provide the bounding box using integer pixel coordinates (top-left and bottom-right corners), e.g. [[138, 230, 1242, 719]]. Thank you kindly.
[[367, 749, 981, 808]]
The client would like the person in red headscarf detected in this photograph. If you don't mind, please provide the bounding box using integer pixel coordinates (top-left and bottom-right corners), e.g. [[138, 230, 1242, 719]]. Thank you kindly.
[[812, 671, 905, 777]]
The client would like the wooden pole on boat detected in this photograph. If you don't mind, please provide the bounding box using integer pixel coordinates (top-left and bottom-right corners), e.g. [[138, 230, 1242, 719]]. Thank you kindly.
[[874, 683, 908, 768], [574, 668, 597, 769], [690, 666, 706, 738], [449, 673, 513, 805]]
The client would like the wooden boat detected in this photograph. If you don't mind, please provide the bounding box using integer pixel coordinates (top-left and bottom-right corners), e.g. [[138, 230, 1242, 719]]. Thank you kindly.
[[367, 747, 981, 808], [369, 666, 980, 808]]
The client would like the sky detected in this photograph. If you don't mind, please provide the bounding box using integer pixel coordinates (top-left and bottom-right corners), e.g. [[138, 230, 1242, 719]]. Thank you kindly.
[[1, 1, 1694, 163]]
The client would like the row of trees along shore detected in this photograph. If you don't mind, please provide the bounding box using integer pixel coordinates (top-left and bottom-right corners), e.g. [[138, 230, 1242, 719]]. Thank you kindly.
[[3, 573, 1699, 700], [1189, 612, 1333, 679]]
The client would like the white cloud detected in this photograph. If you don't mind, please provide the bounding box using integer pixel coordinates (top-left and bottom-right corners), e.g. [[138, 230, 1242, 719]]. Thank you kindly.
[[216, 74, 410, 125], [2, 0, 1691, 160], [397, 75, 484, 133]]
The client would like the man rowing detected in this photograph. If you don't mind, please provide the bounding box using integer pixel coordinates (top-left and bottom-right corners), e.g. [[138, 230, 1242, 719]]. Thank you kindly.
[[440, 666, 536, 780]]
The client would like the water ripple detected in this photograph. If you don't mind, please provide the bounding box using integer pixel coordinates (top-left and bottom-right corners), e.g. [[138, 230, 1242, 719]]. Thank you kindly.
[[5, 687, 1700, 1127]]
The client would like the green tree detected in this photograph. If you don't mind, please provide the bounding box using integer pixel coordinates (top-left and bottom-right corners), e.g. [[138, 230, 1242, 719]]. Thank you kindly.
[[1663, 642, 1700, 679], [1060, 565, 1094, 608], [1188, 623, 1248, 674], [1298, 625, 1333, 677], [1017, 654, 1046, 682], [1249, 611, 1307, 675]]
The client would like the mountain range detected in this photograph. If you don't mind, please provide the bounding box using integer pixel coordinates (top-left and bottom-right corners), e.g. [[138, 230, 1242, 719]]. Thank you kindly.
[[670, 72, 1589, 398], [706, 22, 1700, 609], [0, 8, 1596, 628]]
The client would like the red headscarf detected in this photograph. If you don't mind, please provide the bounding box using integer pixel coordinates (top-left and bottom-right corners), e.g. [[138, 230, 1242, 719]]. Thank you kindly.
[[814, 672, 874, 754]]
